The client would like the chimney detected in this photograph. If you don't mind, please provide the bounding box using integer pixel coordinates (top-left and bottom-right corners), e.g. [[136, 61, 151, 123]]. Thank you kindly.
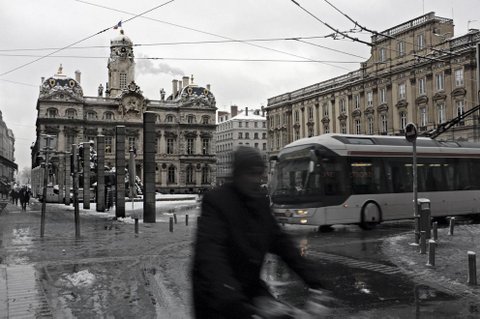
[[245, 107, 249, 116], [41, 77, 45, 84], [206, 84, 211, 91], [182, 76, 189, 88], [172, 80, 178, 96], [178, 79, 183, 91], [231, 105, 238, 117], [75, 70, 81, 83], [261, 105, 265, 117]]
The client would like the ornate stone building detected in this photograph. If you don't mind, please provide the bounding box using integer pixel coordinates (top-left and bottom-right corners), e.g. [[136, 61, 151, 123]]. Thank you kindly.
[[31, 30, 217, 193], [0, 110, 17, 189], [266, 12, 480, 157]]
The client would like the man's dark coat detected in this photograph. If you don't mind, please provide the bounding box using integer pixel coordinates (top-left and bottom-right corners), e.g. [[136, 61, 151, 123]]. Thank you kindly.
[[191, 183, 322, 319]]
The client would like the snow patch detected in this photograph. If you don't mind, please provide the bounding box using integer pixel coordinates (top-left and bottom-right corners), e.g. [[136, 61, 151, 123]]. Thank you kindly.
[[65, 270, 96, 288]]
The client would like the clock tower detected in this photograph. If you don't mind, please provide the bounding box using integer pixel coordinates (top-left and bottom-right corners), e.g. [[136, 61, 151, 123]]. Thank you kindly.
[[107, 30, 135, 98]]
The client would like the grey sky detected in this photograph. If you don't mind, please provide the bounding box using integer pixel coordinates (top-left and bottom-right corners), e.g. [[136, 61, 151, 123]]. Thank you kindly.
[[0, 0, 477, 172]]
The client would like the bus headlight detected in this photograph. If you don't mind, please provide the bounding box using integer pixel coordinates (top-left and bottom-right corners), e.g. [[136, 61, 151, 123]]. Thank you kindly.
[[295, 210, 308, 216], [300, 219, 308, 224]]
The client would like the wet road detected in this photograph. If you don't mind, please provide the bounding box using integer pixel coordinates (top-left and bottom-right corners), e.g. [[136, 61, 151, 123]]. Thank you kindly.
[[265, 221, 480, 318]]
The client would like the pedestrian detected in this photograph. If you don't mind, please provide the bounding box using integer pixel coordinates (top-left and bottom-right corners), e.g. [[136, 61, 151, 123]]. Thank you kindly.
[[191, 146, 327, 319]]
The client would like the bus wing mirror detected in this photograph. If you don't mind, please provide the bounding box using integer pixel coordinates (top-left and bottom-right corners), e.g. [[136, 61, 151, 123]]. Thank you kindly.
[[269, 155, 278, 162], [308, 160, 315, 173]]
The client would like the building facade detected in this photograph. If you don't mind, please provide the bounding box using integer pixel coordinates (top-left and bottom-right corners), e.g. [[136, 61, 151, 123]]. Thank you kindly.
[[32, 30, 217, 194], [266, 12, 480, 157], [0, 110, 17, 190], [216, 105, 267, 185]]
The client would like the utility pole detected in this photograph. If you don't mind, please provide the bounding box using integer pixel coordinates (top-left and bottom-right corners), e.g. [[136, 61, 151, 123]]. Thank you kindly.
[[40, 134, 54, 238], [72, 144, 80, 238]]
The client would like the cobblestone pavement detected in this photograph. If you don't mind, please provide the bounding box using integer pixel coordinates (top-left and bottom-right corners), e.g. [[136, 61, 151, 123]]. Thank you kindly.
[[0, 200, 198, 318], [382, 222, 480, 301]]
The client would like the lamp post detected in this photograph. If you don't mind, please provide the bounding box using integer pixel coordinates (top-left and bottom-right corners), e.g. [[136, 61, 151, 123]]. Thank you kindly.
[[40, 134, 55, 237]]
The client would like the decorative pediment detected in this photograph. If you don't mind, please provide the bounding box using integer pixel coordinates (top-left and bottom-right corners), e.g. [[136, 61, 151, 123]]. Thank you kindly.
[[119, 86, 145, 119], [395, 99, 408, 109], [200, 131, 213, 138], [415, 95, 429, 105], [451, 87, 467, 97], [179, 86, 216, 109], [377, 103, 388, 113], [164, 131, 178, 138], [156, 131, 163, 137], [84, 128, 98, 136], [351, 109, 361, 117], [337, 113, 348, 121], [39, 77, 84, 102], [433, 91, 447, 101], [64, 126, 80, 135], [125, 128, 139, 137], [45, 125, 60, 134], [364, 106, 375, 115], [184, 131, 198, 138], [321, 117, 330, 124]]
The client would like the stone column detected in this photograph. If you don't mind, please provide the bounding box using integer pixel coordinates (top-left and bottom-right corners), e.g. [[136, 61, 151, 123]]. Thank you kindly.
[[96, 135, 105, 212], [115, 126, 126, 218], [58, 153, 65, 204], [143, 112, 156, 223], [82, 142, 90, 209], [64, 151, 71, 205]]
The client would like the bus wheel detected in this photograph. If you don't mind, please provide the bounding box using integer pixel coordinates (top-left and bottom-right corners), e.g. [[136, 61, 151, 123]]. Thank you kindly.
[[360, 202, 381, 230]]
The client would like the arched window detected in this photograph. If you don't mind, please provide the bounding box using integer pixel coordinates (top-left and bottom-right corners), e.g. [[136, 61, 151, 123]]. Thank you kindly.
[[168, 165, 176, 184], [186, 165, 194, 184], [47, 108, 58, 118], [202, 116, 210, 124], [104, 112, 114, 120], [187, 115, 195, 124], [65, 108, 76, 119], [86, 111, 97, 120], [166, 115, 174, 123]]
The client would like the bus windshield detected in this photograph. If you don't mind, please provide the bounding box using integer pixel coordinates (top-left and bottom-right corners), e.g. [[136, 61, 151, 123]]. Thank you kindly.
[[270, 153, 348, 205]]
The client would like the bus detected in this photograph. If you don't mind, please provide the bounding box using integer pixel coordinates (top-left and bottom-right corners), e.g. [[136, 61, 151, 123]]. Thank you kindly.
[[269, 134, 480, 230]]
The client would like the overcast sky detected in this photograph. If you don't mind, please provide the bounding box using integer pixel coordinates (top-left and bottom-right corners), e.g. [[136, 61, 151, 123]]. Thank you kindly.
[[0, 0, 477, 173]]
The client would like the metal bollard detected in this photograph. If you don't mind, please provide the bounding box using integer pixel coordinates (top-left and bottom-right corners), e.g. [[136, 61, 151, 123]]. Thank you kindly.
[[448, 217, 455, 236], [173, 213, 177, 224], [135, 218, 139, 234], [468, 251, 477, 285], [186, 214, 189, 226], [426, 239, 436, 267], [169, 217, 173, 232], [414, 215, 420, 245], [420, 231, 426, 254], [432, 221, 438, 242]]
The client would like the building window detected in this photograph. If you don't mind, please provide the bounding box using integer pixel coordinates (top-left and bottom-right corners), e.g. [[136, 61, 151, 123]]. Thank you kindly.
[[166, 138, 174, 154], [105, 136, 112, 154], [367, 117, 374, 135], [239, 121, 243, 128], [455, 69, 464, 87], [168, 165, 176, 184], [187, 138, 195, 154], [155, 138, 160, 154], [105, 112, 114, 120], [254, 121, 258, 128], [254, 133, 258, 139], [323, 125, 329, 134], [323, 104, 329, 117], [308, 126, 314, 137], [308, 106, 313, 120], [397, 41, 405, 56], [294, 110, 299, 123], [437, 102, 446, 124], [254, 142, 259, 149], [400, 111, 407, 130], [418, 77, 426, 95], [366, 91, 373, 107], [186, 165, 194, 184], [355, 119, 361, 134], [340, 122, 347, 134], [420, 108, 427, 127], [379, 47, 386, 62], [120, 73, 127, 89], [340, 98, 347, 113], [238, 132, 243, 139], [66, 135, 75, 151], [379, 88, 387, 104], [187, 115, 195, 124], [262, 143, 266, 150], [245, 132, 250, 139], [66, 109, 76, 119], [435, 73, 444, 91], [380, 114, 388, 133], [354, 95, 360, 109], [201, 166, 210, 184], [294, 129, 300, 141], [47, 108, 58, 118], [202, 116, 210, 124], [398, 83, 406, 100], [202, 138, 210, 155], [417, 34, 425, 50], [456, 100, 465, 125], [245, 122, 249, 128], [166, 115, 174, 123]]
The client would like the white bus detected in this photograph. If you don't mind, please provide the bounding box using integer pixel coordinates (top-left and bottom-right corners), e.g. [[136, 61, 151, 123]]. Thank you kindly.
[[269, 134, 480, 230]]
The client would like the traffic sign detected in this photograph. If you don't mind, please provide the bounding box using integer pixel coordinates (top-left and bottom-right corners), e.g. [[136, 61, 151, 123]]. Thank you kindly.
[[405, 123, 418, 142]]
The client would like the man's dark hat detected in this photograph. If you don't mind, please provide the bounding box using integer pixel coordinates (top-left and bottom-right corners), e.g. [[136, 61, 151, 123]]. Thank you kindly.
[[233, 146, 265, 176]]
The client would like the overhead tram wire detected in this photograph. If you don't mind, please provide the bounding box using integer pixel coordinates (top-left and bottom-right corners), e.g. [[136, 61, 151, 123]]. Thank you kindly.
[[0, 53, 362, 64], [73, 0, 352, 70], [0, 0, 175, 77], [289, 0, 372, 47], [295, 39, 367, 59]]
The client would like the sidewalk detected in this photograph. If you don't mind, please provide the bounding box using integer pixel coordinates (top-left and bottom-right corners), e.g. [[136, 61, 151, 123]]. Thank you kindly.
[[0, 200, 199, 318], [382, 221, 480, 300]]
